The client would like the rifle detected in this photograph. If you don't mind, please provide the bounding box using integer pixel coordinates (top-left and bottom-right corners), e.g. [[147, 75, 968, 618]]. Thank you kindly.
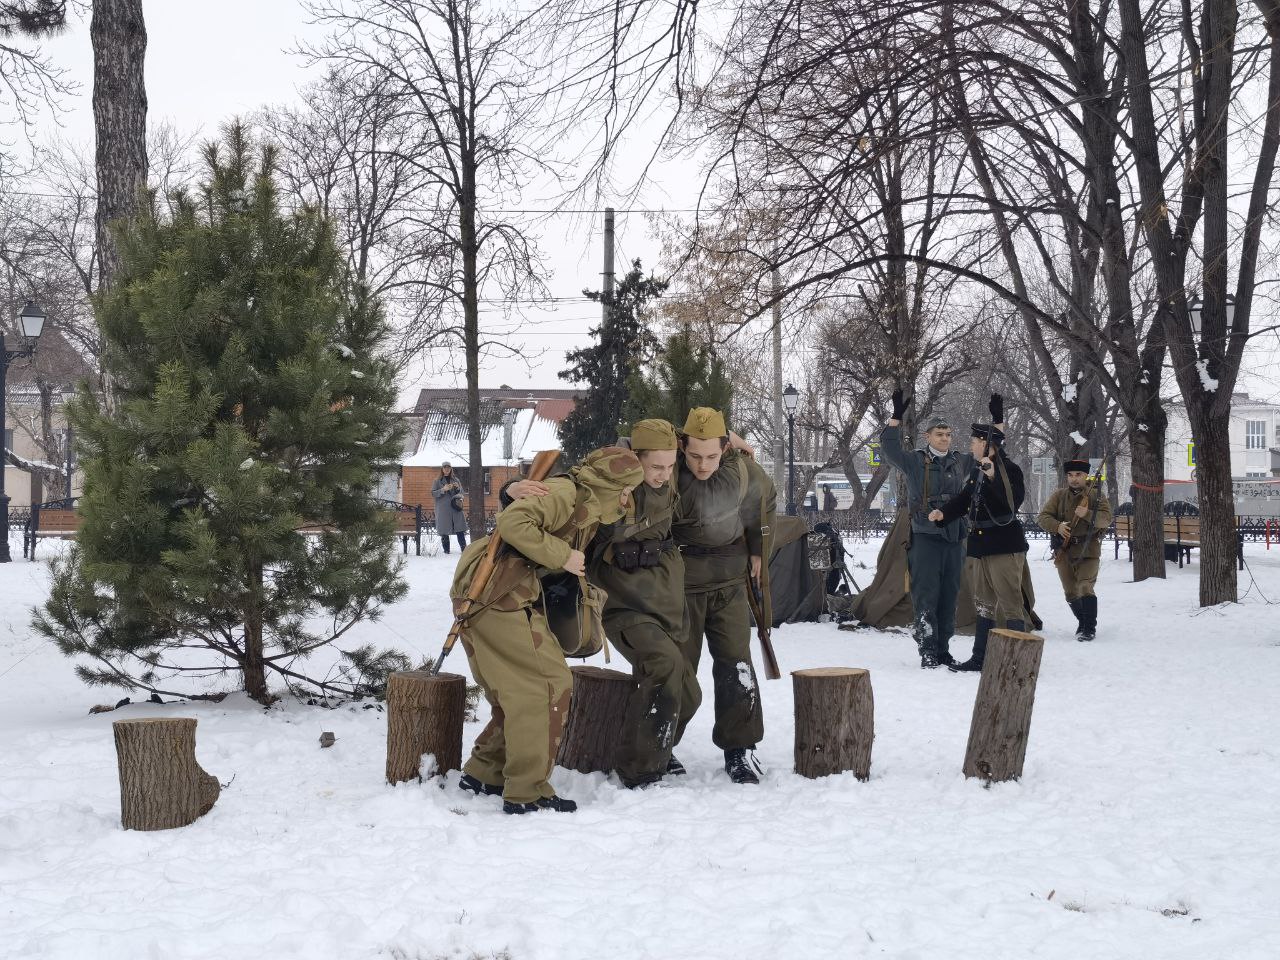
[[431, 449, 562, 675], [745, 573, 782, 681], [1071, 460, 1107, 564]]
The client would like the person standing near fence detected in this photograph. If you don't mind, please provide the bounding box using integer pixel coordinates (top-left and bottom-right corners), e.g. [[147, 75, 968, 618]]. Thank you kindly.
[[927, 417, 1029, 672], [1037, 460, 1112, 641], [433, 462, 468, 554], [880, 391, 1003, 668]]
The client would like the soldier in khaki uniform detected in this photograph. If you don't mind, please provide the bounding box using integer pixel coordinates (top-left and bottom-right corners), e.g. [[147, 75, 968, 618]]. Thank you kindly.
[[673, 408, 777, 784], [1037, 459, 1112, 641], [588, 419, 702, 788], [451, 446, 643, 814]]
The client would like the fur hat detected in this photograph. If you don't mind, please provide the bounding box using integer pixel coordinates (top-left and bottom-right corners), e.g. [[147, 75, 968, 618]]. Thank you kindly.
[[1064, 459, 1091, 474]]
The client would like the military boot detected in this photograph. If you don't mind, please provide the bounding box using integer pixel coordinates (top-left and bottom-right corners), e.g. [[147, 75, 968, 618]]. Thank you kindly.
[[458, 773, 502, 797], [665, 755, 687, 776], [504, 795, 578, 814], [1079, 596, 1097, 642], [724, 748, 762, 785], [1066, 597, 1085, 639], [950, 617, 994, 672]]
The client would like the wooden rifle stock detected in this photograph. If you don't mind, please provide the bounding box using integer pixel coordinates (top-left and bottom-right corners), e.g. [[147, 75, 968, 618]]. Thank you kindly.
[[431, 449, 562, 675], [746, 575, 782, 681]]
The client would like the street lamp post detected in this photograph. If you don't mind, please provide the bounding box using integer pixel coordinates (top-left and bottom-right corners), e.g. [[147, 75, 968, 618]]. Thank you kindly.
[[1, 302, 47, 562], [1187, 294, 1236, 339], [782, 383, 799, 516]]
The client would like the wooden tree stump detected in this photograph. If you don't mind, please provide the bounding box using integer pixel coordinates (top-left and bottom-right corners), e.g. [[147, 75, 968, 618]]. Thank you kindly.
[[556, 665, 632, 774], [792, 668, 874, 780], [385, 671, 467, 784], [113, 718, 220, 831], [963, 629, 1045, 782]]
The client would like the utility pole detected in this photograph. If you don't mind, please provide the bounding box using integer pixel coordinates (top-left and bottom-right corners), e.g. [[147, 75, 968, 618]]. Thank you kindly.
[[603, 207, 615, 329], [770, 263, 785, 494]]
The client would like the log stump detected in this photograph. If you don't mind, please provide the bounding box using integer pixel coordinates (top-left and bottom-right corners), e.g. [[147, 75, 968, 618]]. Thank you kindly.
[[385, 671, 467, 784], [556, 665, 632, 774], [113, 718, 220, 831], [963, 629, 1045, 782], [792, 668, 874, 780]]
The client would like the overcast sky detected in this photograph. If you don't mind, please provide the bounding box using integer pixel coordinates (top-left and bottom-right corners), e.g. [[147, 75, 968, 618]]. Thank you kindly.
[[31, 0, 687, 407], [20, 2, 1280, 411]]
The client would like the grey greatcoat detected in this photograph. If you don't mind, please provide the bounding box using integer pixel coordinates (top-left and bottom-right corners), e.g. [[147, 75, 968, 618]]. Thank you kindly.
[[432, 473, 468, 535]]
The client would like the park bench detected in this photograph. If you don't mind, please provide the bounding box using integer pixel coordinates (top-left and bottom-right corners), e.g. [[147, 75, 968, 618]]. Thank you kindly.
[[25, 500, 427, 559], [1113, 514, 1243, 570], [23, 503, 82, 559]]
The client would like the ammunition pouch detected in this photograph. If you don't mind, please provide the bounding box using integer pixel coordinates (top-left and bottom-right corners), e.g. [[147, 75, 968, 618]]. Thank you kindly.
[[612, 538, 675, 571]]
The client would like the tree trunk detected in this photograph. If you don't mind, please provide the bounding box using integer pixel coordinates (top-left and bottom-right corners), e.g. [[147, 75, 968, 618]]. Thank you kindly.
[[241, 560, 269, 705], [91, 0, 148, 290], [1127, 411, 1167, 582], [792, 667, 874, 780], [963, 628, 1044, 782], [385, 671, 467, 783], [555, 665, 631, 774], [113, 717, 219, 830], [460, 145, 487, 536], [1187, 403, 1238, 604]]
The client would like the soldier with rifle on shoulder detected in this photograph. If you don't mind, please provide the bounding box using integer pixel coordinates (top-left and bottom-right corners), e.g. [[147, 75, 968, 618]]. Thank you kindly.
[[449, 447, 643, 814], [1037, 459, 1112, 641]]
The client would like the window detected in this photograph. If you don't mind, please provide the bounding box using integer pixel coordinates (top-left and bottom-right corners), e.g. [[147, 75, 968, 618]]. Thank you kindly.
[[1246, 420, 1266, 450]]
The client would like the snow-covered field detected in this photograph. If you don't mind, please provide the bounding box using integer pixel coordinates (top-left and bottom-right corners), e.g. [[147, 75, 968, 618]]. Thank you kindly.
[[2, 534, 1279, 960]]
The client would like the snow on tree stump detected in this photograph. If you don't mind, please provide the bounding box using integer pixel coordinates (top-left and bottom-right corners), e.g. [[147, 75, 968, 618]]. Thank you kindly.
[[113, 717, 220, 831], [963, 629, 1045, 782], [792, 668, 874, 780], [385, 671, 467, 784], [556, 665, 631, 774]]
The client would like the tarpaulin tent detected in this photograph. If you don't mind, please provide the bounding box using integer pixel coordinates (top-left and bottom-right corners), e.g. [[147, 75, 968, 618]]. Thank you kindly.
[[847, 511, 1040, 634], [765, 514, 829, 626]]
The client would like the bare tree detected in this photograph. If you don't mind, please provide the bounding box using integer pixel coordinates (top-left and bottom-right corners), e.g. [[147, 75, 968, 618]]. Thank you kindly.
[[304, 0, 561, 532], [261, 68, 455, 368], [0, 0, 72, 137]]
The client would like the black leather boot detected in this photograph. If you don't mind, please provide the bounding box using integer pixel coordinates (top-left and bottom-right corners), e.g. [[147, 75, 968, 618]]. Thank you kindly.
[[1079, 595, 1097, 641], [950, 617, 993, 672], [1067, 597, 1085, 639]]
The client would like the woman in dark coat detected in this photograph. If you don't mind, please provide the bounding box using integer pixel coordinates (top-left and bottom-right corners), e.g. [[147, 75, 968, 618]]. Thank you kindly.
[[432, 462, 468, 553]]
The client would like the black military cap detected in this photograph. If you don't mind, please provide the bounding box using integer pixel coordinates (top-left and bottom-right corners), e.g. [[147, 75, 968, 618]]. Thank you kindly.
[[970, 422, 1005, 445]]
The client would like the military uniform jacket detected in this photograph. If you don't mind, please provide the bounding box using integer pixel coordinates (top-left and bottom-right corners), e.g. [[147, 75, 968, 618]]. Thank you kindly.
[[450, 478, 596, 613], [935, 455, 1029, 558], [1037, 484, 1113, 561], [880, 423, 972, 543], [589, 482, 685, 636], [673, 448, 777, 593]]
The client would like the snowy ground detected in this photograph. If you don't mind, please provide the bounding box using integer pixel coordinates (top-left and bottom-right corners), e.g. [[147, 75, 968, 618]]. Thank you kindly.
[[2, 533, 1279, 960]]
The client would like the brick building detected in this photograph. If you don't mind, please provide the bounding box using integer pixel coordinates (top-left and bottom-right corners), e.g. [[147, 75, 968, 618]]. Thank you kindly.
[[399, 387, 577, 520]]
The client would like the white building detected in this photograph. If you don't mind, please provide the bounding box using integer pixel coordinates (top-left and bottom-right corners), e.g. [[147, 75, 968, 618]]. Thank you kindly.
[[1165, 392, 1280, 481]]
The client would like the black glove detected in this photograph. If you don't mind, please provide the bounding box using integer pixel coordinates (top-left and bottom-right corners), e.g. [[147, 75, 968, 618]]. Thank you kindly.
[[988, 392, 1004, 423], [891, 388, 910, 420]]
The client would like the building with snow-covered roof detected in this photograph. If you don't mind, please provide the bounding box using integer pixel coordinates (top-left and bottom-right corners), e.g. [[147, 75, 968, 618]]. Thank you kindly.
[[399, 393, 571, 519]]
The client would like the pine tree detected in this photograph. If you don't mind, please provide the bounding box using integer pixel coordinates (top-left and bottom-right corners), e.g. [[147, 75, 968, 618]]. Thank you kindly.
[[558, 259, 665, 461], [35, 125, 408, 705], [621, 329, 734, 428]]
